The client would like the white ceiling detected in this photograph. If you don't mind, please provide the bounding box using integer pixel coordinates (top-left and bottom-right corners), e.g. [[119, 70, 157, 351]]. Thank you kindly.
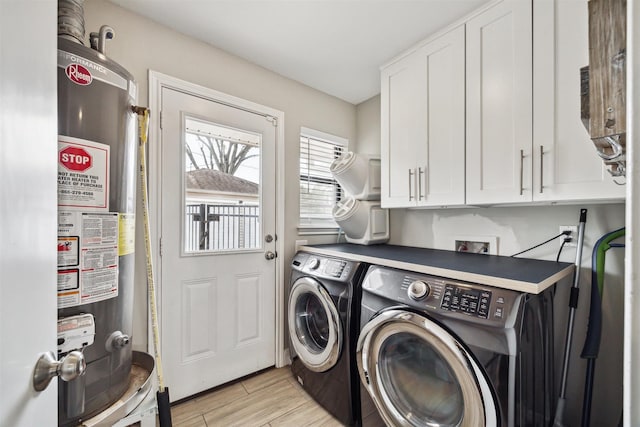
[[110, 0, 489, 104]]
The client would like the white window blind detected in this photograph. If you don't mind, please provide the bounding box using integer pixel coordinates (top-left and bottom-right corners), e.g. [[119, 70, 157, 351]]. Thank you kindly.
[[299, 128, 347, 229]]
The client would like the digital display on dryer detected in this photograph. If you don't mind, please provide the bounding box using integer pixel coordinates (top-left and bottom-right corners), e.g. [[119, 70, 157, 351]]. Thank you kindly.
[[441, 285, 491, 318]]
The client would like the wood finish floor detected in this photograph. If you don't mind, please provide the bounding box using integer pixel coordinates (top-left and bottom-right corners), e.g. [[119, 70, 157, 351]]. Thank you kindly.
[[170, 367, 344, 427]]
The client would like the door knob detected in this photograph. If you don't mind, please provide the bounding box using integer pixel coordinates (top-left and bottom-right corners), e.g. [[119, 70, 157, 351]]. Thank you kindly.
[[265, 251, 276, 260], [33, 350, 86, 392]]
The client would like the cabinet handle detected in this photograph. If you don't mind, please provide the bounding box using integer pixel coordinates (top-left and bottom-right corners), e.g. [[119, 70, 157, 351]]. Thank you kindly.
[[408, 169, 414, 201], [418, 167, 425, 201], [539, 145, 544, 194], [519, 149, 524, 196]]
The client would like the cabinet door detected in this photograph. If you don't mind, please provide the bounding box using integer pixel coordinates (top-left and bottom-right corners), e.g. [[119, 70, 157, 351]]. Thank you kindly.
[[466, 0, 533, 205], [532, 0, 625, 201], [417, 25, 466, 207], [381, 51, 426, 208]]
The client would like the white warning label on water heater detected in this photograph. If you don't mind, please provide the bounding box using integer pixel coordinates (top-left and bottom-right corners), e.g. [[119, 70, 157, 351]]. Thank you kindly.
[[58, 136, 109, 211], [57, 211, 119, 308]]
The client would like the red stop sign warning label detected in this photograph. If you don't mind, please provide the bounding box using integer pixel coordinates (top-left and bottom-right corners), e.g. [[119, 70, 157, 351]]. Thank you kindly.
[[58, 137, 110, 211], [60, 146, 92, 172]]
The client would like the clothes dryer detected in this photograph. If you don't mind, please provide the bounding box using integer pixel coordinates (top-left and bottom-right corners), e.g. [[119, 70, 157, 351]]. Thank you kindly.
[[357, 265, 556, 427], [288, 251, 368, 426]]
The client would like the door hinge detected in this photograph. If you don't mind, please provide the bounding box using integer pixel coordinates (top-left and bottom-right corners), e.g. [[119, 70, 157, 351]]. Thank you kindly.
[[159, 237, 163, 257], [266, 116, 277, 127], [159, 111, 163, 130]]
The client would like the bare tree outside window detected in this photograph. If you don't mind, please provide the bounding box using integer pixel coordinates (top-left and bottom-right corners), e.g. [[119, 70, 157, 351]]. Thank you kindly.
[[186, 135, 258, 176], [183, 118, 261, 252]]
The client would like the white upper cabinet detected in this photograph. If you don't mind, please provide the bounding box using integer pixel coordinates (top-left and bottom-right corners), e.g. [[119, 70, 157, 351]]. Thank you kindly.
[[465, 0, 533, 205], [381, 25, 465, 208], [381, 48, 425, 207], [532, 0, 625, 201], [381, 0, 625, 209]]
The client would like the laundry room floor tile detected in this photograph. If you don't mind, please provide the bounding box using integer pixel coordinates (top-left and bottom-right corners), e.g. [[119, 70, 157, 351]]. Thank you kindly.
[[268, 399, 343, 427], [202, 378, 306, 426], [172, 382, 248, 425], [241, 366, 293, 394], [171, 367, 342, 427]]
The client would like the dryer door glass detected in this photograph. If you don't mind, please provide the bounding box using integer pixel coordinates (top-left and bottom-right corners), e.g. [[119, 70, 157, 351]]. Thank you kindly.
[[358, 309, 498, 427], [288, 277, 342, 372], [295, 292, 329, 351]]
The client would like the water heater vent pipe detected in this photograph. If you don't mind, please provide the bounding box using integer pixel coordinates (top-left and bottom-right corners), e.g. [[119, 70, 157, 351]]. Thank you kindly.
[[58, 0, 85, 45]]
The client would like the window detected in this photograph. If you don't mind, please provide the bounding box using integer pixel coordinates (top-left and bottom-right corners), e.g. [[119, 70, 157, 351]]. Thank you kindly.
[[299, 127, 347, 231], [183, 117, 262, 252]]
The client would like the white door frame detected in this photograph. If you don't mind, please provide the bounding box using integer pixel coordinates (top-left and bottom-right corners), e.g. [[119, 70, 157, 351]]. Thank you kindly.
[[625, 1, 639, 423], [148, 71, 287, 368]]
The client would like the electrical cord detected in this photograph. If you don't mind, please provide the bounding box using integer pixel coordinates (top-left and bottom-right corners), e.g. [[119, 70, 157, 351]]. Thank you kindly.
[[556, 237, 572, 262], [510, 231, 571, 257]]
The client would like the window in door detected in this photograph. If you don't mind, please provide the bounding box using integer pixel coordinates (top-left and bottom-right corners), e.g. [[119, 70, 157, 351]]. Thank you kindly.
[[183, 117, 261, 252], [299, 127, 348, 231]]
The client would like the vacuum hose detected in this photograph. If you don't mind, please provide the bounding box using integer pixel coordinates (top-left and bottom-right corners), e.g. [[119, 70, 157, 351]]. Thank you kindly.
[[580, 227, 625, 427]]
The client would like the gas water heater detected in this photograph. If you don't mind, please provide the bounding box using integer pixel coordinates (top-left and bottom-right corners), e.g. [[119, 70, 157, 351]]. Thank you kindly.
[[56, 1, 138, 424]]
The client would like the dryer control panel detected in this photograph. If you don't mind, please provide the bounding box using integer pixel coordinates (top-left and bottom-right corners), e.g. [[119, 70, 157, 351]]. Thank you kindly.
[[291, 251, 357, 282]]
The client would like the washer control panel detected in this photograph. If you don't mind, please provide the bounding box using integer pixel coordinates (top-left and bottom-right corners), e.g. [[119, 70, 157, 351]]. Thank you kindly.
[[407, 280, 430, 300], [363, 265, 520, 326], [440, 285, 491, 319]]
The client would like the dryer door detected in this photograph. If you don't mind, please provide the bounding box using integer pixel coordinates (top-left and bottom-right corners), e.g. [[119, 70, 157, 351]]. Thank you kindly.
[[288, 276, 342, 372], [357, 309, 500, 427]]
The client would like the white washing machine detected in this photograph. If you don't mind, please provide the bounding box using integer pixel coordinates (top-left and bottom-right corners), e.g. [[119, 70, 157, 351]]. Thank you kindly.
[[357, 265, 556, 427]]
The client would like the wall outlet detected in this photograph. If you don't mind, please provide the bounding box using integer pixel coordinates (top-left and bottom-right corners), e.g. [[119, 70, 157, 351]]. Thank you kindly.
[[559, 226, 578, 248]]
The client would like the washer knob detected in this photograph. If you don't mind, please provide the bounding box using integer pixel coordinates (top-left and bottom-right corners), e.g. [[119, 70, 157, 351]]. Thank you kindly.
[[308, 258, 321, 270], [408, 280, 430, 300]]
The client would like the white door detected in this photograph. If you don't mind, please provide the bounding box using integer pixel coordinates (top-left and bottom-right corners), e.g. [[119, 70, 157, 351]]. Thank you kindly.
[[160, 87, 277, 401], [0, 2, 58, 426]]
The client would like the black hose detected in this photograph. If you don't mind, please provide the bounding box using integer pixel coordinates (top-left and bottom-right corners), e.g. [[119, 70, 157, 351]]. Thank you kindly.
[[581, 360, 596, 427], [579, 227, 625, 427]]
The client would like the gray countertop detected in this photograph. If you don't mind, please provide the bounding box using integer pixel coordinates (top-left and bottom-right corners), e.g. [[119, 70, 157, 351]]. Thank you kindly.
[[299, 243, 574, 294]]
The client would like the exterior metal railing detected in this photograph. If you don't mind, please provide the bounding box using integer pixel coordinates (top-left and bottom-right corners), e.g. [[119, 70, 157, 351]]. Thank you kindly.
[[185, 203, 260, 251]]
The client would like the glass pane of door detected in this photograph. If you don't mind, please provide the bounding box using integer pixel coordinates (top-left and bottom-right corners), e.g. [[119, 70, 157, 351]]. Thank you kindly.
[[183, 117, 261, 253], [378, 332, 464, 426]]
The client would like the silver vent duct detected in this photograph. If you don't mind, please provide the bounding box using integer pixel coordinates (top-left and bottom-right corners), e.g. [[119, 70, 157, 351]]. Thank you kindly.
[[58, 0, 85, 45]]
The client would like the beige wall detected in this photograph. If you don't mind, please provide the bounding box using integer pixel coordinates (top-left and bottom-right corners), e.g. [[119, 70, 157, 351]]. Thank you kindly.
[[83, 0, 356, 353], [355, 95, 381, 154]]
